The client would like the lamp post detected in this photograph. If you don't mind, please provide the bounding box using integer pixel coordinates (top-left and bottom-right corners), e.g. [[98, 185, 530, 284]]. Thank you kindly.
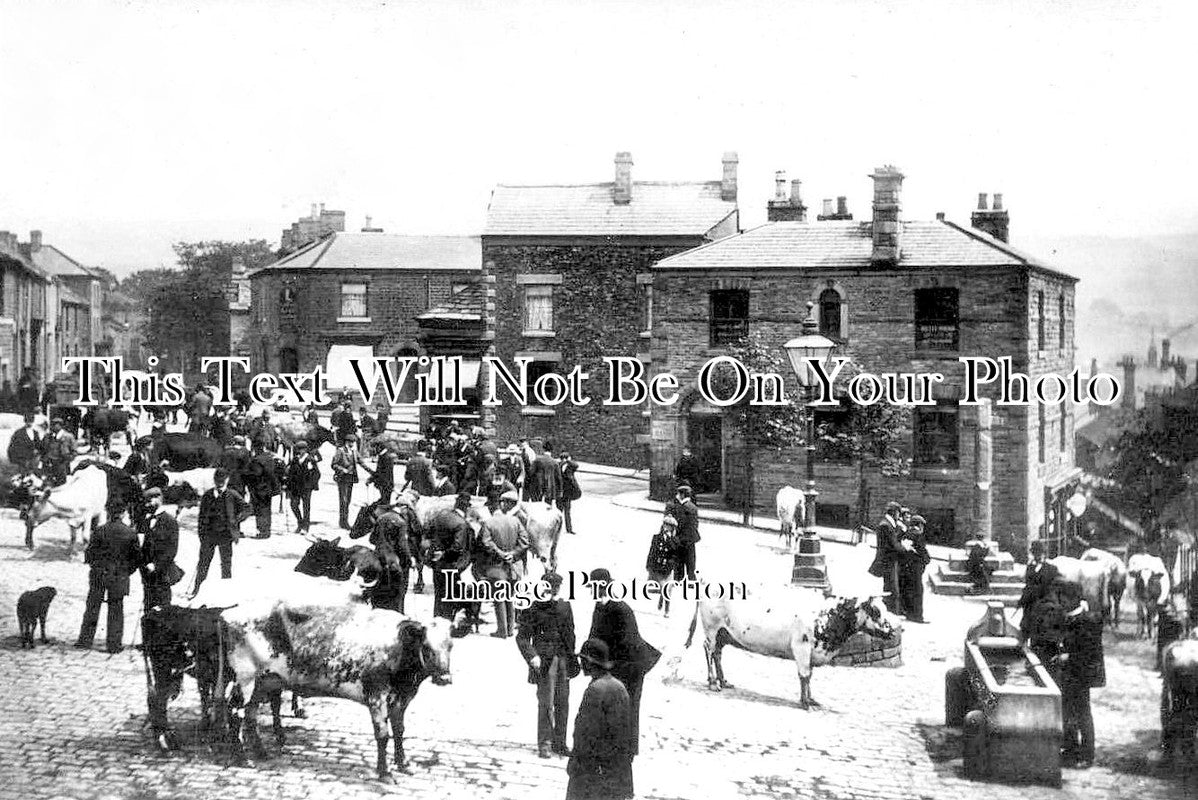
[[783, 301, 836, 592]]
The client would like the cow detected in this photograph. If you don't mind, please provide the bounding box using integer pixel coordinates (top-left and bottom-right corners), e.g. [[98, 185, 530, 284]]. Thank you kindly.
[[274, 420, 335, 459], [1048, 556, 1109, 622], [294, 539, 390, 601], [1161, 637, 1198, 765], [152, 432, 224, 471], [161, 467, 218, 514], [465, 501, 562, 573], [775, 486, 804, 550], [1135, 571, 1167, 640], [1080, 547, 1129, 627], [682, 586, 897, 709], [220, 600, 453, 782], [81, 408, 136, 453], [71, 458, 147, 526], [142, 604, 232, 752], [22, 464, 110, 552]]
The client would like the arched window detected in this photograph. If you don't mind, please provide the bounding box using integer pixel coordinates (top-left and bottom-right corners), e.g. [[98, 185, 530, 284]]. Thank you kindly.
[[1058, 294, 1066, 350], [819, 289, 842, 340]]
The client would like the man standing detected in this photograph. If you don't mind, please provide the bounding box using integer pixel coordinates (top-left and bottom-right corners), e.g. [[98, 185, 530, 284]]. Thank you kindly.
[[674, 446, 701, 494], [7, 412, 42, 473], [123, 437, 154, 486], [898, 514, 931, 623], [332, 433, 361, 529], [76, 509, 141, 653], [516, 571, 576, 759], [529, 444, 561, 504], [963, 530, 994, 595], [246, 440, 281, 538], [44, 417, 76, 485], [220, 435, 253, 500], [519, 436, 536, 500], [405, 445, 436, 497], [1056, 583, 1105, 769], [285, 441, 321, 533], [188, 469, 251, 598], [869, 501, 904, 614], [369, 500, 413, 613], [672, 486, 700, 582], [484, 470, 519, 514], [586, 567, 661, 761], [358, 407, 377, 456], [331, 399, 356, 447], [477, 491, 529, 638], [428, 492, 475, 624], [558, 451, 581, 536], [189, 385, 213, 437], [567, 640, 635, 800], [250, 409, 278, 454], [368, 441, 397, 505], [1018, 541, 1061, 643], [139, 488, 180, 609]]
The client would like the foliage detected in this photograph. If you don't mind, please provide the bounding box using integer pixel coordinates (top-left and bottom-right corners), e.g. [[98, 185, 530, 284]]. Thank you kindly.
[[1106, 385, 1198, 530], [123, 240, 274, 374]]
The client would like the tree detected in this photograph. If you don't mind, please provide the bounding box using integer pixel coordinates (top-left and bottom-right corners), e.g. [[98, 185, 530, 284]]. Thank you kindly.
[[126, 240, 274, 377], [708, 332, 912, 527]]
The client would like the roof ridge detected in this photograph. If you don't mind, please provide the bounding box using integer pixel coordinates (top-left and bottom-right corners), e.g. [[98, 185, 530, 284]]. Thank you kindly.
[[493, 180, 722, 189], [939, 219, 1036, 266]]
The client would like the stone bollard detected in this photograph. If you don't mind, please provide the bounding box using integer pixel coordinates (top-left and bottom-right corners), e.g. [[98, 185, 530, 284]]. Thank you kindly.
[[962, 710, 989, 780], [945, 666, 970, 727]]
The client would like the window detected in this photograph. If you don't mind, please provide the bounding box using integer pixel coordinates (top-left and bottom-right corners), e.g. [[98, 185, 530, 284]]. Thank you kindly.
[[1060, 407, 1068, 451], [1058, 294, 1066, 350], [914, 401, 959, 467], [279, 287, 296, 305], [818, 288, 842, 340], [524, 285, 554, 334], [526, 360, 556, 408], [340, 283, 368, 319], [817, 503, 851, 529], [1039, 404, 1046, 463], [642, 284, 653, 335], [1037, 291, 1045, 350], [914, 288, 959, 351], [710, 289, 749, 345], [921, 508, 958, 547], [814, 401, 851, 464]]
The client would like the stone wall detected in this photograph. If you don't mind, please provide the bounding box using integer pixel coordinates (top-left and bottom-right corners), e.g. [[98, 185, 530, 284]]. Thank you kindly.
[[827, 630, 903, 668], [484, 239, 701, 464]]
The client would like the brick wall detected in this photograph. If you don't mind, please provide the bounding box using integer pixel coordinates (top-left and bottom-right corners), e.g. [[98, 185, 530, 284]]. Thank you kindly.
[[650, 264, 1077, 553], [484, 240, 702, 464], [249, 268, 476, 379]]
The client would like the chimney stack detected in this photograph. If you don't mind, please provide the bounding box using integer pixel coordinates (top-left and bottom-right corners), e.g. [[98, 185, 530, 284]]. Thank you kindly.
[[766, 171, 808, 222], [613, 152, 633, 205], [870, 165, 905, 264], [1090, 357, 1098, 377], [310, 203, 318, 219], [936, 212, 945, 221], [29, 230, 42, 252], [822, 199, 834, 217], [971, 190, 1010, 243], [721, 151, 738, 202], [1118, 355, 1137, 410], [361, 215, 384, 233], [837, 196, 848, 216], [1162, 338, 1172, 364]]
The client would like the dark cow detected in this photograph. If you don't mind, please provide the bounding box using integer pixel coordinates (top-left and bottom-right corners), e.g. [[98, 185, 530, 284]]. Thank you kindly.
[[222, 601, 453, 781], [141, 604, 231, 752], [275, 421, 335, 458], [294, 539, 407, 610], [81, 408, 135, 452], [152, 433, 224, 471]]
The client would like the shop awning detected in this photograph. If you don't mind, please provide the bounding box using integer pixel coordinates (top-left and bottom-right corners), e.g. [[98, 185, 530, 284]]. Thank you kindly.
[[425, 358, 482, 394]]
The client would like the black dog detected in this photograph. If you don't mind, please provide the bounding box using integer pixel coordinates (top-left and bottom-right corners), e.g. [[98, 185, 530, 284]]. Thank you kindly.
[[17, 586, 57, 649]]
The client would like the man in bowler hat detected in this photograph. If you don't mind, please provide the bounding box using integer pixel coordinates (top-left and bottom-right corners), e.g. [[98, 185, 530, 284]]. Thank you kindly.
[[567, 638, 634, 800]]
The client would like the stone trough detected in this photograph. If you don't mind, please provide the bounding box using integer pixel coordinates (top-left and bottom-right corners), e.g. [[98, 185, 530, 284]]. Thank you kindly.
[[945, 601, 1062, 786]]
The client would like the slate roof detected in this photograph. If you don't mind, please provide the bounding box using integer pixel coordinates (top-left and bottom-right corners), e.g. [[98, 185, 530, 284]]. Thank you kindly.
[[484, 182, 738, 238], [417, 281, 484, 322], [25, 244, 98, 279], [654, 218, 1075, 279], [251, 232, 481, 276], [59, 285, 91, 306]]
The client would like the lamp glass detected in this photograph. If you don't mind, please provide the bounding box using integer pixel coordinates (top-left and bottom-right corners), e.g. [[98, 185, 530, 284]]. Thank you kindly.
[[783, 334, 835, 387]]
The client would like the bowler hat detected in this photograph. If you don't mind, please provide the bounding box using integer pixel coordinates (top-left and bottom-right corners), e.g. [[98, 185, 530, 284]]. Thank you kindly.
[[295, 440, 309, 449], [144, 487, 163, 499], [578, 638, 614, 670], [909, 514, 926, 526], [586, 567, 612, 585], [885, 501, 902, 513]]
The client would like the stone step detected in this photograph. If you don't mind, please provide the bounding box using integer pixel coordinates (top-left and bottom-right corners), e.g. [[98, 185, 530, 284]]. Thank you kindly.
[[946, 555, 1016, 572], [935, 569, 1025, 585]]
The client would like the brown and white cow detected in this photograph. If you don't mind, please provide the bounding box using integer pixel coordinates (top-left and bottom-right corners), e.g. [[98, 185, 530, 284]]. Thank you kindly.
[[220, 600, 453, 782], [468, 501, 563, 572], [683, 586, 897, 709], [23, 464, 110, 552]]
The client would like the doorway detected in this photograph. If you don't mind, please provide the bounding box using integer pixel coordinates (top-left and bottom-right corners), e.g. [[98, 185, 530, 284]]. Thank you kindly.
[[687, 414, 723, 494]]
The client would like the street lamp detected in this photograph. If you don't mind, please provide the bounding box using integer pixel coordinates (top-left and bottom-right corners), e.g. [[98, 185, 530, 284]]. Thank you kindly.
[[783, 301, 837, 592]]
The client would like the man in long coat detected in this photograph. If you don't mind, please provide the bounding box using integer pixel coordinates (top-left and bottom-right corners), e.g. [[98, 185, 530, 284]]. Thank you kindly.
[[529, 444, 561, 503], [6, 412, 42, 473], [516, 571, 576, 758], [1018, 540, 1062, 642], [370, 501, 413, 613], [245, 439, 281, 538], [476, 491, 528, 638], [139, 488, 180, 609], [567, 638, 634, 800], [405, 445, 436, 496], [869, 501, 905, 614], [427, 492, 475, 623], [1056, 582, 1105, 768], [672, 485, 700, 581], [188, 469, 251, 598], [586, 567, 661, 758], [76, 510, 142, 653]]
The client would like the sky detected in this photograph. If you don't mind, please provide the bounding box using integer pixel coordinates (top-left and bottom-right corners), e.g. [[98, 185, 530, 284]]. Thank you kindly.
[[1, 0, 1197, 275]]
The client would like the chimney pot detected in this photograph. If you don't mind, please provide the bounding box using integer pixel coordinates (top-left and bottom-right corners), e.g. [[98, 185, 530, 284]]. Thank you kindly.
[[774, 171, 787, 200], [613, 151, 633, 205], [310, 203, 318, 219], [935, 212, 945, 221], [721, 151, 739, 202], [870, 165, 905, 264], [837, 196, 848, 216], [992, 193, 1003, 211], [977, 193, 988, 211], [971, 190, 1010, 242], [29, 230, 42, 251], [1162, 338, 1172, 364], [822, 199, 834, 217], [790, 179, 803, 206]]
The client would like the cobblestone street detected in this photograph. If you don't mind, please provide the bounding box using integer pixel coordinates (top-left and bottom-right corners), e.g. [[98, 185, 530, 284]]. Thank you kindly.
[[1, 463, 1194, 800]]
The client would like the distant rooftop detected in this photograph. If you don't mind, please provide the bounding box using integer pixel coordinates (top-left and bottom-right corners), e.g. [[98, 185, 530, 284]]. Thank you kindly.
[[251, 232, 481, 276], [24, 243, 98, 280], [484, 181, 738, 238]]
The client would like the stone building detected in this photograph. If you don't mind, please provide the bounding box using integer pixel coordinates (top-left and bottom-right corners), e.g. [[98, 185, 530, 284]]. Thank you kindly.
[[649, 167, 1079, 556], [482, 151, 740, 465], [248, 229, 480, 422], [0, 232, 50, 389]]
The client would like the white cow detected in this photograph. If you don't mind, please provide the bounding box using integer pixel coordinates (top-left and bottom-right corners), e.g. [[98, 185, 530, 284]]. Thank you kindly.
[[775, 486, 805, 549], [1081, 547, 1130, 626], [683, 585, 898, 708], [24, 464, 110, 552], [165, 467, 218, 496]]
